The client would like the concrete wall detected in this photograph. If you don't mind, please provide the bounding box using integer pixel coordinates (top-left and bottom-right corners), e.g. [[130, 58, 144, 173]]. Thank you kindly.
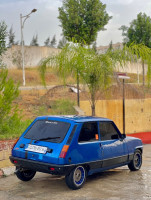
[[80, 98, 151, 134], [116, 61, 148, 75], [1, 45, 148, 75], [2, 45, 61, 68]]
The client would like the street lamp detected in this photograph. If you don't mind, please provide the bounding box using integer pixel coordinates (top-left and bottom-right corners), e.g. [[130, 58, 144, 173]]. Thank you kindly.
[[116, 72, 130, 135], [20, 9, 37, 86]]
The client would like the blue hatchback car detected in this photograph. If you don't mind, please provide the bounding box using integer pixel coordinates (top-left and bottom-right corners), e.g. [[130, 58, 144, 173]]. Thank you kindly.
[[10, 116, 143, 190]]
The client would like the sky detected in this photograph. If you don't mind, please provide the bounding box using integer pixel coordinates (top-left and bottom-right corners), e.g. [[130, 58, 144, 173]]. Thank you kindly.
[[0, 0, 151, 47]]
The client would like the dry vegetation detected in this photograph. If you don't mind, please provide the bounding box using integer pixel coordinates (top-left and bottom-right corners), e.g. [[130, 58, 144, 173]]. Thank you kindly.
[[7, 68, 151, 120], [8, 68, 75, 86]]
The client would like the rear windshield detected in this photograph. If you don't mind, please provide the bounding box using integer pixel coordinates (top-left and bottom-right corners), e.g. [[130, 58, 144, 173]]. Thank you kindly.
[[24, 120, 71, 143]]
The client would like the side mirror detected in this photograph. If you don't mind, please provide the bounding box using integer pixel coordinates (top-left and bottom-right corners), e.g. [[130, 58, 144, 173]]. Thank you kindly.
[[111, 134, 119, 140], [121, 134, 126, 139]]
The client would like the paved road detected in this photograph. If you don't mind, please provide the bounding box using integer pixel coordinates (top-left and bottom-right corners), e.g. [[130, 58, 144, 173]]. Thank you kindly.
[[0, 145, 151, 200]]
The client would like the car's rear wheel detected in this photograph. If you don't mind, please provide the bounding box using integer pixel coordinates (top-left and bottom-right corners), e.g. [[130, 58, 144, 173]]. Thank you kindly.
[[15, 167, 36, 181], [65, 166, 86, 190], [128, 150, 142, 171]]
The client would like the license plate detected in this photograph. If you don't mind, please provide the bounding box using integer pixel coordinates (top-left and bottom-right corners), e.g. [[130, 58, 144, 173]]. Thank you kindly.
[[25, 144, 47, 154]]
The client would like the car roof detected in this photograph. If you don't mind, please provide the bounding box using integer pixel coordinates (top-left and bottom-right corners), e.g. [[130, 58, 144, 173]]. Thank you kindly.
[[36, 115, 112, 123]]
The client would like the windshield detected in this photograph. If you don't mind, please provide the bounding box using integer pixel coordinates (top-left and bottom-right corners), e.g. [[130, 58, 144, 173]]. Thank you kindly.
[[24, 120, 71, 143]]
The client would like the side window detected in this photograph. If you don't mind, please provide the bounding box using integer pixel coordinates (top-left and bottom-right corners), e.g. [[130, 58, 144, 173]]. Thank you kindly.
[[99, 122, 119, 141], [78, 122, 98, 143]]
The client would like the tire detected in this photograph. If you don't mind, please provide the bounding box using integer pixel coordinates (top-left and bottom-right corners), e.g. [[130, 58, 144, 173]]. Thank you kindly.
[[65, 166, 86, 190], [128, 150, 142, 171], [15, 167, 36, 181]]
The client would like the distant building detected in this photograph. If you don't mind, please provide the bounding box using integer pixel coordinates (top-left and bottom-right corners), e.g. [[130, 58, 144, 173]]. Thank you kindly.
[[96, 42, 123, 54]]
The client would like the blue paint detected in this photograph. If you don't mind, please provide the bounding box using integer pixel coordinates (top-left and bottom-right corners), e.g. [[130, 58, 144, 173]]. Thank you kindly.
[[11, 115, 143, 187]]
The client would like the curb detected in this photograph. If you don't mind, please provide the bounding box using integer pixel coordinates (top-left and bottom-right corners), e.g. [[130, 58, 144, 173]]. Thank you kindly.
[[127, 132, 151, 144], [0, 166, 15, 177]]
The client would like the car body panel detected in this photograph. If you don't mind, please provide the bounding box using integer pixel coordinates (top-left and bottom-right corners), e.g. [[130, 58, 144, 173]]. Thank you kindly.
[[10, 115, 143, 176]]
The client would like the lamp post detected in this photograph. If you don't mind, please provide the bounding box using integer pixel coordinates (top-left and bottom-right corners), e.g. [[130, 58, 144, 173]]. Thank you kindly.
[[20, 9, 37, 86], [117, 73, 130, 135]]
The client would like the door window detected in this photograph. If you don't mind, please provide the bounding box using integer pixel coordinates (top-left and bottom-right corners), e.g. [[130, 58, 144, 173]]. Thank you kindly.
[[99, 122, 119, 141], [78, 122, 99, 143]]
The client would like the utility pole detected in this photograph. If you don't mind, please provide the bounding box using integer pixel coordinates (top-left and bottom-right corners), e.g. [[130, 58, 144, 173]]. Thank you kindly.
[[20, 9, 37, 86], [117, 72, 130, 134]]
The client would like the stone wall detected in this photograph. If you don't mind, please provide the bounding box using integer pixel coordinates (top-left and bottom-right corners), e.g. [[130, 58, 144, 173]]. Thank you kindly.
[[0, 140, 15, 168], [80, 98, 151, 134]]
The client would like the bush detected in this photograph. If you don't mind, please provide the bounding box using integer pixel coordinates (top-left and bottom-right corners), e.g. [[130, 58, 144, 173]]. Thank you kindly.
[[0, 116, 32, 140], [0, 69, 30, 139], [51, 99, 76, 115]]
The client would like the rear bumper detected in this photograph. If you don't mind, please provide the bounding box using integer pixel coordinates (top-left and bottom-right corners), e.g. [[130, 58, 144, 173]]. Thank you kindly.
[[9, 156, 75, 175]]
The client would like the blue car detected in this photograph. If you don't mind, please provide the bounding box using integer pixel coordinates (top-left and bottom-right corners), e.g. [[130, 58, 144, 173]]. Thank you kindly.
[[10, 116, 143, 190]]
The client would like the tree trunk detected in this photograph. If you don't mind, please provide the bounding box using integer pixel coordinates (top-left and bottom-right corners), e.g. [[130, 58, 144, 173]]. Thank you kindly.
[[91, 92, 95, 116], [91, 104, 95, 116], [142, 60, 145, 86], [77, 71, 80, 107]]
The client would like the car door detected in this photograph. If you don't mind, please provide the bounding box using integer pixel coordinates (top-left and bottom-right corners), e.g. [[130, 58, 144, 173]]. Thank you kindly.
[[74, 122, 103, 168], [99, 121, 129, 168]]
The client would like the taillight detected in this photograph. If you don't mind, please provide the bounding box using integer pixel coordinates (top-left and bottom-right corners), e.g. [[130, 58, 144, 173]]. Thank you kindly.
[[12, 138, 19, 150], [59, 145, 69, 158], [50, 167, 55, 171]]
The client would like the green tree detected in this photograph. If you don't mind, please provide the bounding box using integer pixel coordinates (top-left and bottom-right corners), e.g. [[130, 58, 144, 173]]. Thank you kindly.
[[119, 25, 129, 44], [39, 44, 115, 115], [50, 35, 57, 47], [57, 36, 67, 49], [39, 43, 151, 115], [92, 41, 97, 52], [30, 34, 39, 46], [8, 26, 19, 47], [120, 13, 151, 86], [44, 37, 51, 47], [0, 70, 19, 123], [58, 0, 111, 45], [0, 21, 7, 67], [8, 26, 15, 47], [0, 69, 31, 139], [108, 40, 113, 51]]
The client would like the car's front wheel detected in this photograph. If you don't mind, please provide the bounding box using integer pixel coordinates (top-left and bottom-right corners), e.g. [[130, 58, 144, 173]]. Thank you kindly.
[[65, 166, 86, 190], [15, 167, 36, 181], [128, 149, 142, 171]]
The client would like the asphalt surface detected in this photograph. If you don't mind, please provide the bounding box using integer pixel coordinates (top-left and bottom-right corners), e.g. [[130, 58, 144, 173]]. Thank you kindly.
[[0, 144, 151, 200]]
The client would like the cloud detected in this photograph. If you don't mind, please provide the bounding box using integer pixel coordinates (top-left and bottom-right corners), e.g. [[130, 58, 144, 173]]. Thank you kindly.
[[115, 0, 134, 5], [1, 0, 151, 46]]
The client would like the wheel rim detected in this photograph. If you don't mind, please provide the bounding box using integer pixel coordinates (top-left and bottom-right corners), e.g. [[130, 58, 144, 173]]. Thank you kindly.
[[134, 152, 142, 168], [73, 166, 85, 186]]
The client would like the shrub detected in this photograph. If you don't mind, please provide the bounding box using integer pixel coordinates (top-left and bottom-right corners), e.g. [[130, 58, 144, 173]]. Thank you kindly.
[[0, 69, 30, 139]]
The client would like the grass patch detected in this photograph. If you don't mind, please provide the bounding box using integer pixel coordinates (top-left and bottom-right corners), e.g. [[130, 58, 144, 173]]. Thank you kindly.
[[51, 99, 76, 115], [33, 99, 76, 116], [34, 105, 48, 116]]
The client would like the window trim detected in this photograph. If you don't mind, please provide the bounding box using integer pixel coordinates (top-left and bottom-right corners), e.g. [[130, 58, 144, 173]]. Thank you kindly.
[[99, 121, 120, 141], [78, 121, 100, 144]]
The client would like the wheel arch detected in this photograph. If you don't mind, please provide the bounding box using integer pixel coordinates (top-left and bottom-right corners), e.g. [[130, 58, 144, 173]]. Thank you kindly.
[[135, 146, 143, 153]]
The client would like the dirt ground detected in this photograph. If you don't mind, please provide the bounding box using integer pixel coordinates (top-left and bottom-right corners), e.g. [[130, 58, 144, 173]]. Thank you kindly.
[[7, 68, 151, 120], [15, 83, 151, 120], [0, 144, 150, 200]]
